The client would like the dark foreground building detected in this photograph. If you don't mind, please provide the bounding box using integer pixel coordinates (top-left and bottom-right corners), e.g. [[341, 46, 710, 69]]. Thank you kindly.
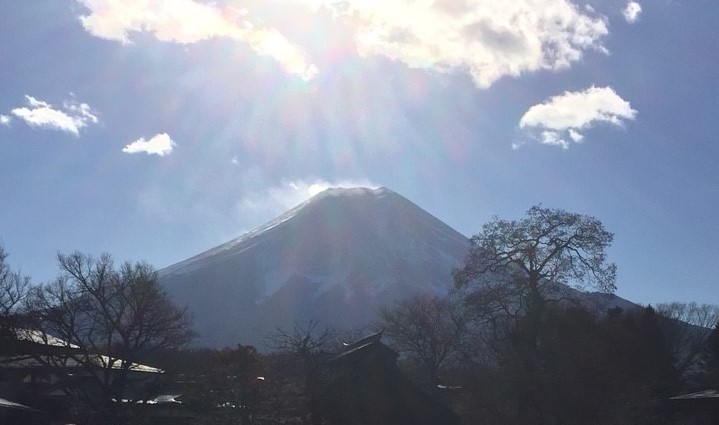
[[0, 328, 190, 425], [318, 331, 460, 425], [671, 390, 719, 425]]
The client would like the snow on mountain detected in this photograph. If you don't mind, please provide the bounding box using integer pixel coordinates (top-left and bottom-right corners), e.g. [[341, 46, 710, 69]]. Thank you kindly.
[[159, 187, 471, 348]]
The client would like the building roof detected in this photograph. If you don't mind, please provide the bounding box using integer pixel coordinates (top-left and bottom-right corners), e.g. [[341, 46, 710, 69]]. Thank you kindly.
[[671, 390, 719, 400], [14, 328, 80, 349], [0, 353, 162, 373], [1, 328, 162, 373], [333, 330, 398, 363], [342, 330, 384, 351], [0, 397, 35, 411]]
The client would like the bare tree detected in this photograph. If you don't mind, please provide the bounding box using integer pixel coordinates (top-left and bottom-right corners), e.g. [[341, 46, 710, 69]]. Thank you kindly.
[[0, 244, 31, 319], [379, 293, 469, 387], [454, 205, 616, 320], [266, 318, 339, 355], [656, 302, 719, 374], [27, 252, 194, 422], [265, 319, 338, 425], [0, 244, 32, 361]]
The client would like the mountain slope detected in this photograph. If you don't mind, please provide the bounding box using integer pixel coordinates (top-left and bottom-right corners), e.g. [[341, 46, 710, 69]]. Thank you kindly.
[[159, 187, 471, 347]]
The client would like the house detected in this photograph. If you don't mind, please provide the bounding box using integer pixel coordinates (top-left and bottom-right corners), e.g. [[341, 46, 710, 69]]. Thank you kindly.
[[671, 390, 719, 425], [0, 395, 44, 424], [318, 331, 461, 425], [0, 328, 184, 424]]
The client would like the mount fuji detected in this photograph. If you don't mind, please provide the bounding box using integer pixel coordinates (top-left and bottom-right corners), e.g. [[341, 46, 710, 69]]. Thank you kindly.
[[159, 187, 471, 348]]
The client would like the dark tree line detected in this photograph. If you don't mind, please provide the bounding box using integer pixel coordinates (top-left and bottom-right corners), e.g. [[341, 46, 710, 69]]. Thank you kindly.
[[379, 205, 719, 425]]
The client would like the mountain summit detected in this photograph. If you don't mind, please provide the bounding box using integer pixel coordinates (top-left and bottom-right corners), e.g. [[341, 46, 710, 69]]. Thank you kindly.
[[159, 187, 470, 347]]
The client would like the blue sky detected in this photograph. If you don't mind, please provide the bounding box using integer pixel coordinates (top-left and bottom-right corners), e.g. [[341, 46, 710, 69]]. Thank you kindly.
[[1, 0, 717, 306]]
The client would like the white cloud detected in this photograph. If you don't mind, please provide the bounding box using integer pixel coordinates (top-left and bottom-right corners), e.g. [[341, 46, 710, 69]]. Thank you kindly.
[[623, 2, 642, 23], [0, 115, 10, 126], [76, 0, 613, 87], [519, 86, 637, 149], [9, 95, 98, 135], [237, 178, 378, 219], [511, 140, 526, 151], [76, 0, 318, 80], [539, 130, 569, 148], [291, 0, 609, 88], [122, 133, 176, 156], [568, 128, 584, 142]]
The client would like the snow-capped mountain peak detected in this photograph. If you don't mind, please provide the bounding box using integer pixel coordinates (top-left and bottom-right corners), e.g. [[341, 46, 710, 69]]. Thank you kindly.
[[159, 187, 470, 347]]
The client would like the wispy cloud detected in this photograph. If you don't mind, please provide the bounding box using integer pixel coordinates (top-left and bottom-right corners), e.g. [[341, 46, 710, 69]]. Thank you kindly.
[[9, 95, 98, 135], [237, 178, 378, 219], [519, 86, 637, 149], [0, 115, 10, 126], [292, 0, 608, 88], [76, 0, 318, 80], [122, 133, 176, 156], [623, 2, 642, 23]]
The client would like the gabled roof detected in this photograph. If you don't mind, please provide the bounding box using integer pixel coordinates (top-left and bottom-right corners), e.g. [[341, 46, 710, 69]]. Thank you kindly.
[[0, 353, 163, 373], [0, 397, 35, 411], [671, 390, 719, 400], [342, 330, 384, 351], [14, 328, 80, 349], [0, 328, 162, 373], [1, 328, 82, 356], [333, 330, 398, 363]]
